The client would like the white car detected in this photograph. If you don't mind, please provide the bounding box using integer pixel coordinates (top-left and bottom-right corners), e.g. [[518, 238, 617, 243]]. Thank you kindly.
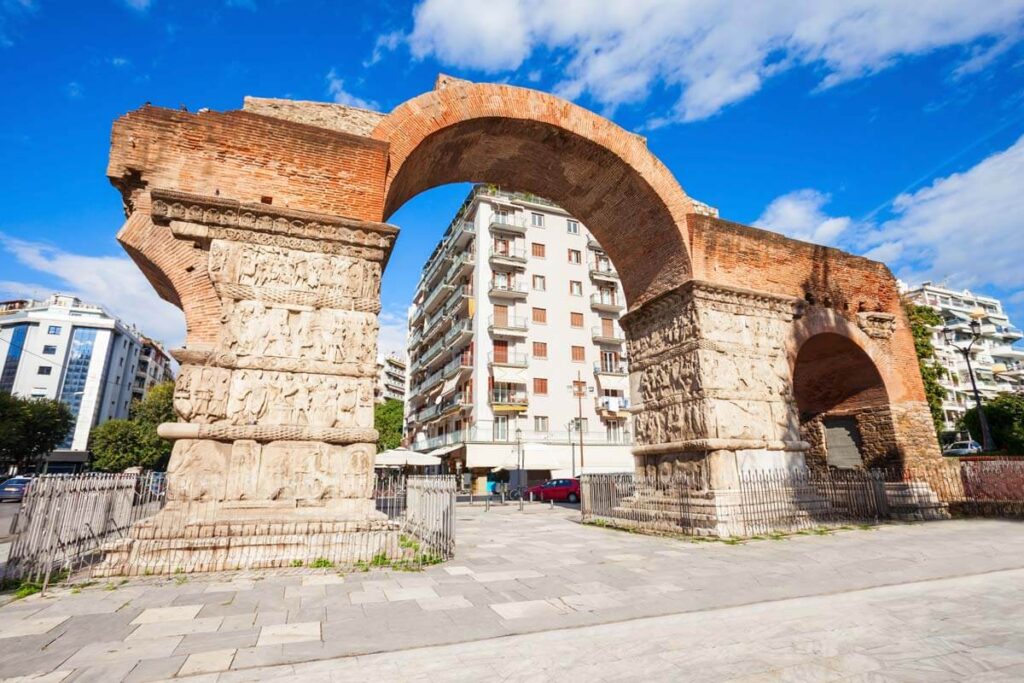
[[942, 441, 982, 456]]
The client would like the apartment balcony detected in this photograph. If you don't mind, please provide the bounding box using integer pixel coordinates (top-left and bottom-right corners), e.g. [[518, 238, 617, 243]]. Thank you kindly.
[[488, 217, 528, 235], [489, 280, 528, 299], [591, 326, 625, 344], [999, 326, 1023, 340], [423, 282, 454, 314], [595, 395, 631, 417], [463, 425, 632, 446], [488, 246, 527, 268], [444, 318, 474, 347], [589, 263, 619, 282], [488, 315, 529, 338], [488, 351, 529, 368], [420, 338, 446, 367], [594, 361, 628, 376], [444, 285, 474, 316], [489, 389, 529, 410], [440, 391, 473, 415], [444, 252, 474, 283], [587, 236, 603, 251], [416, 403, 440, 423], [443, 354, 473, 379], [451, 220, 476, 248], [415, 429, 469, 452], [590, 293, 625, 313]]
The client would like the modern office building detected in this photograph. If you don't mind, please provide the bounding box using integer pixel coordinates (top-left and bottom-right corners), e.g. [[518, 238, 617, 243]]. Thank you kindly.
[[0, 295, 144, 461], [132, 336, 175, 403], [405, 185, 693, 492], [376, 353, 407, 404], [903, 282, 1024, 434]]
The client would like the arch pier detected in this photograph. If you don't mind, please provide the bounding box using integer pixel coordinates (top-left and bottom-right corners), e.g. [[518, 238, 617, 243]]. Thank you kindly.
[[99, 78, 944, 571]]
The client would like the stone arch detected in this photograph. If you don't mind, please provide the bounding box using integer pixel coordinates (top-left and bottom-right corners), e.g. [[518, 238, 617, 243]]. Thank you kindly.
[[790, 316, 900, 469], [371, 78, 695, 307]]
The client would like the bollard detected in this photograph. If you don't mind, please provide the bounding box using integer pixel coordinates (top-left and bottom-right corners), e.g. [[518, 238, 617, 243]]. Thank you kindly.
[[529, 492, 534, 503], [485, 496, 491, 512], [500, 491, 505, 505], [519, 495, 524, 511], [469, 492, 473, 506], [550, 499, 554, 509]]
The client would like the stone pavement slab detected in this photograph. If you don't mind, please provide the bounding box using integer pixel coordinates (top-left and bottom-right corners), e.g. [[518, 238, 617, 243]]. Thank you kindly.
[[2, 507, 1024, 682]]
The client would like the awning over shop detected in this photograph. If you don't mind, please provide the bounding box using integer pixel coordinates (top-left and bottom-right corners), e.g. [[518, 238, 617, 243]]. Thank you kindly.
[[492, 365, 528, 383], [428, 443, 463, 457], [375, 448, 442, 467]]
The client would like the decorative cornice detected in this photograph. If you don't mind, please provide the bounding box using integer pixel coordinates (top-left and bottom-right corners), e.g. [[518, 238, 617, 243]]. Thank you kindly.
[[150, 188, 398, 262], [158, 422, 378, 445], [633, 438, 809, 455], [169, 347, 376, 379]]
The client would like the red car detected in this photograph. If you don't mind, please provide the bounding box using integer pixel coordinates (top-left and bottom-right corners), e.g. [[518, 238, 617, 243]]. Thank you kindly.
[[527, 478, 580, 503]]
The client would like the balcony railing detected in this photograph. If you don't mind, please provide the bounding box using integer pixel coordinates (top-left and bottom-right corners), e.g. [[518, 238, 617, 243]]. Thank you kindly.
[[594, 361, 628, 375], [590, 293, 624, 312], [488, 352, 529, 367], [591, 326, 625, 343], [443, 354, 473, 378], [489, 389, 529, 406], [452, 220, 476, 245], [587, 236, 603, 251], [488, 246, 527, 264], [413, 425, 635, 450], [440, 391, 473, 414], [423, 283, 454, 314], [444, 252, 475, 283], [589, 263, 619, 280], [489, 281, 528, 297], [595, 395, 631, 412], [488, 315, 529, 332], [489, 217, 528, 233], [444, 318, 473, 345]]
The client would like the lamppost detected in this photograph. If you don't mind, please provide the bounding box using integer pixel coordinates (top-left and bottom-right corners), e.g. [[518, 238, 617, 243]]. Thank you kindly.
[[566, 420, 577, 478], [567, 371, 594, 471], [515, 427, 524, 510], [942, 320, 994, 451]]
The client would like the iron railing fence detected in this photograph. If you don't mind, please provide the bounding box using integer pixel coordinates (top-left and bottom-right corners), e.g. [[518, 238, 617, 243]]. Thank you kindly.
[[581, 459, 1024, 538], [3, 472, 167, 585], [3, 473, 457, 584]]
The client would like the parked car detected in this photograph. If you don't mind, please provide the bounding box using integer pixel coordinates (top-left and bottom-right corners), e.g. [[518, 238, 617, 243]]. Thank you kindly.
[[526, 478, 580, 503], [0, 476, 32, 502], [943, 441, 983, 456]]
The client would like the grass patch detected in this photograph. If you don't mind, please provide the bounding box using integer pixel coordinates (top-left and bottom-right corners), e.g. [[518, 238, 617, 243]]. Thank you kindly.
[[310, 558, 334, 569], [289, 559, 304, 568]]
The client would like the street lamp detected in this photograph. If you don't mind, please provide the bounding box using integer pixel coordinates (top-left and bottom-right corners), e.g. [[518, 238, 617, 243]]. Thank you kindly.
[[567, 370, 594, 471], [942, 320, 994, 451], [566, 420, 577, 478], [515, 427, 524, 510]]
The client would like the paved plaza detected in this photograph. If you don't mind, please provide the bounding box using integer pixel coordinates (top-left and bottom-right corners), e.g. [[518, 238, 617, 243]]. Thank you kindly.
[[1, 505, 1023, 681]]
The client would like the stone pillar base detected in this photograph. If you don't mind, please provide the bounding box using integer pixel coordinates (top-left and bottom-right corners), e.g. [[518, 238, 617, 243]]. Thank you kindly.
[[93, 511, 402, 577]]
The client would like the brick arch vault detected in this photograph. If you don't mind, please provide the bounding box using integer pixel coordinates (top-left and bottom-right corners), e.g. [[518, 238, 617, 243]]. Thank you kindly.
[[99, 76, 945, 571]]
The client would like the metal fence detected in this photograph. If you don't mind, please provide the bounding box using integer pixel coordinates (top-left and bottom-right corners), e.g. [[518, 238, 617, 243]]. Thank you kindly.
[[581, 459, 1024, 538], [3, 472, 457, 583]]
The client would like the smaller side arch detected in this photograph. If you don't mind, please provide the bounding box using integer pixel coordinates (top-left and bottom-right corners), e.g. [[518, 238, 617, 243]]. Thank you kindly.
[[788, 310, 901, 469]]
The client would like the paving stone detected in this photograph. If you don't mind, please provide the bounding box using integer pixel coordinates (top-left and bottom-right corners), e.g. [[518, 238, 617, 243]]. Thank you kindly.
[[416, 596, 473, 611], [126, 617, 223, 641], [178, 648, 236, 676], [255, 621, 320, 647], [172, 628, 259, 656], [121, 655, 187, 683], [0, 616, 69, 640], [129, 605, 202, 625], [62, 636, 184, 668], [383, 586, 438, 602], [489, 599, 572, 620]]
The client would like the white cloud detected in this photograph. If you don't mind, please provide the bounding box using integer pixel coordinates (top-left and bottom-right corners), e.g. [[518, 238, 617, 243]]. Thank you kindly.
[[365, 30, 402, 67], [377, 309, 408, 359], [325, 69, 378, 110], [0, 235, 185, 347], [753, 189, 852, 246], [399, 0, 1024, 123], [756, 135, 1024, 301], [868, 134, 1024, 291]]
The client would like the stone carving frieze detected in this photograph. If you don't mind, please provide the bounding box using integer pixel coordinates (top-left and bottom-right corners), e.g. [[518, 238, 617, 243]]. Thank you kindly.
[[220, 301, 377, 366], [857, 312, 897, 339], [174, 222, 387, 261], [173, 366, 373, 428], [209, 241, 380, 298]]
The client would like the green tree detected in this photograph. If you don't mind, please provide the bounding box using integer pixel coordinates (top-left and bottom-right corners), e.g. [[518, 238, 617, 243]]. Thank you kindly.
[[960, 393, 1024, 453], [0, 393, 75, 472], [88, 381, 176, 471], [903, 302, 947, 434], [374, 399, 404, 452]]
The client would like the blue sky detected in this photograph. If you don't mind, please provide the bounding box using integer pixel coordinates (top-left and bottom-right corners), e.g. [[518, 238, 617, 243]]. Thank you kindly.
[[1, 0, 1023, 355]]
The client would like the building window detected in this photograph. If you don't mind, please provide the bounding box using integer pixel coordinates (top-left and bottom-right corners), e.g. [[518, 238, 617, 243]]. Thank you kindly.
[[571, 346, 585, 362], [533, 341, 547, 358], [1, 324, 29, 394], [574, 417, 589, 433], [567, 220, 580, 234], [532, 307, 547, 324], [570, 312, 584, 328], [534, 416, 549, 432], [569, 281, 583, 296], [531, 242, 546, 258], [47, 325, 61, 335], [567, 249, 581, 264], [58, 327, 99, 449], [531, 212, 544, 227], [493, 415, 509, 441], [42, 345, 57, 355], [532, 274, 546, 291], [533, 378, 548, 395], [37, 366, 51, 375]]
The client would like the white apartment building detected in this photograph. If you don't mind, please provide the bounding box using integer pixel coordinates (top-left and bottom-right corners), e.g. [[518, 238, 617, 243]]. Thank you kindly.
[[903, 282, 1024, 434], [0, 295, 144, 458], [132, 336, 175, 403], [376, 353, 407, 403], [405, 186, 637, 493]]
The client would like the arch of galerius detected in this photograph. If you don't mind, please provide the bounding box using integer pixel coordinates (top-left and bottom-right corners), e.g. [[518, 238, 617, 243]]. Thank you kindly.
[[99, 75, 942, 571]]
